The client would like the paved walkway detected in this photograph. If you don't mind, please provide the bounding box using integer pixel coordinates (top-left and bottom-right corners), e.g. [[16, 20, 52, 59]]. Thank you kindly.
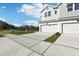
[[0, 32, 79, 56]]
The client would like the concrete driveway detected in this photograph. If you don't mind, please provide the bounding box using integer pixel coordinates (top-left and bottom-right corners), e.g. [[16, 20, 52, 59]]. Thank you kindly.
[[1, 32, 79, 56], [43, 33, 79, 56], [1, 32, 53, 56], [0, 37, 33, 56]]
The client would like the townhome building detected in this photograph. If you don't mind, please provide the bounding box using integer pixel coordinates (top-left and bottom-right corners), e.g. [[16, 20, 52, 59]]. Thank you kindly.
[[39, 3, 79, 34]]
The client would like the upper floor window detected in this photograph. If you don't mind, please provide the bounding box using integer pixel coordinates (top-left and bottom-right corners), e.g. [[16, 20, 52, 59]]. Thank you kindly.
[[75, 3, 79, 10], [44, 12, 47, 17], [67, 3, 73, 12], [54, 10, 57, 14], [47, 8, 49, 10], [48, 11, 51, 16]]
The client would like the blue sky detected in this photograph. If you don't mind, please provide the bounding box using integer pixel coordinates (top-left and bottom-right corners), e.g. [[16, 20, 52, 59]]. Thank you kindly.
[[0, 3, 57, 26]]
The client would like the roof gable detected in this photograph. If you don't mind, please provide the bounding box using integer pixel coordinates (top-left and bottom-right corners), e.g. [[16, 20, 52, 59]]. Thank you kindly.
[[40, 6, 48, 13], [40, 3, 63, 13]]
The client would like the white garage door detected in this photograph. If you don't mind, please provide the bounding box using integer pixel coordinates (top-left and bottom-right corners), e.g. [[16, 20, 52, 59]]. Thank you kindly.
[[63, 23, 79, 34], [41, 24, 58, 33]]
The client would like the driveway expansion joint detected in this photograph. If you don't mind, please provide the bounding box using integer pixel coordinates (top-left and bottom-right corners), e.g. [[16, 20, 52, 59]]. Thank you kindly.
[[54, 43, 79, 50], [42, 43, 53, 55], [27, 51, 34, 56], [29, 41, 42, 48]]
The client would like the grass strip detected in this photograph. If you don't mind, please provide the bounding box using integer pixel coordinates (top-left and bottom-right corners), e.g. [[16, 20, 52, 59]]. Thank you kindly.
[[44, 32, 61, 43]]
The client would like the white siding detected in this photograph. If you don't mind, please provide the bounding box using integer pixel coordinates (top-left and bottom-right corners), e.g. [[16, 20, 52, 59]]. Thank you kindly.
[[40, 3, 79, 34], [41, 3, 79, 22], [59, 3, 79, 18], [41, 24, 58, 33], [40, 20, 77, 33], [41, 7, 59, 21]]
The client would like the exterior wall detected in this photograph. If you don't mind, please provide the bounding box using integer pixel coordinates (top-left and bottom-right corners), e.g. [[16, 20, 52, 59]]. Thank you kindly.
[[41, 7, 59, 21], [39, 24, 42, 32], [41, 24, 58, 33], [40, 3, 79, 33], [40, 20, 77, 33], [59, 3, 79, 18], [41, 3, 79, 22]]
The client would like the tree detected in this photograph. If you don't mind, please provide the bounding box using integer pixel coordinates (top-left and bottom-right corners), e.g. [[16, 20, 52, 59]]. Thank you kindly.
[[0, 21, 17, 30]]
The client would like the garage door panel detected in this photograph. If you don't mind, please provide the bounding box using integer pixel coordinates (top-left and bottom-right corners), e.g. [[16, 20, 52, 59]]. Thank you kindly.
[[42, 25, 49, 32], [63, 23, 79, 34], [42, 24, 58, 32]]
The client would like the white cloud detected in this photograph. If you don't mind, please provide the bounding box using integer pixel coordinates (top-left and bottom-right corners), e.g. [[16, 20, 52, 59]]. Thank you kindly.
[[12, 23, 21, 27], [24, 20, 39, 26], [17, 4, 35, 13], [22, 4, 35, 10], [17, 3, 48, 18], [1, 6, 6, 9], [0, 17, 6, 22], [33, 3, 47, 9], [0, 6, 6, 12]]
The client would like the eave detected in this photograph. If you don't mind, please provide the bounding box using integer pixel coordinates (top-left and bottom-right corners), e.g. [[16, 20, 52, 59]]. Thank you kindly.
[[39, 16, 79, 23]]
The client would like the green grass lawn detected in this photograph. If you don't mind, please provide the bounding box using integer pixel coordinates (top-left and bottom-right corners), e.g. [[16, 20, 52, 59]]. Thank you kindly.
[[0, 30, 37, 37], [9, 30, 36, 35], [0, 34, 5, 37], [0, 30, 9, 37], [44, 32, 61, 43]]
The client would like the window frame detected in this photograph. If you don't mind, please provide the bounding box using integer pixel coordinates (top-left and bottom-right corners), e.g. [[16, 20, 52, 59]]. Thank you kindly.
[[67, 3, 73, 12], [48, 11, 51, 16], [75, 3, 79, 10], [54, 10, 57, 14], [44, 12, 47, 17]]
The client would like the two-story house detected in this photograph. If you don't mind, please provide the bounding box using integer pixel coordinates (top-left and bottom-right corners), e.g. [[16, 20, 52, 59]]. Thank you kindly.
[[39, 3, 79, 34]]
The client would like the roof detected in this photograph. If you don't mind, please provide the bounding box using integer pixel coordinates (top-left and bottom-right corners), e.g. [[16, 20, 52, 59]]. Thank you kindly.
[[40, 6, 49, 13], [40, 3, 62, 13], [57, 3, 62, 6], [53, 6, 59, 9]]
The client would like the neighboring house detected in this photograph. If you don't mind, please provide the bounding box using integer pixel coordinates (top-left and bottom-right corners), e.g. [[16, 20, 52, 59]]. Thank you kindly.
[[39, 3, 79, 34]]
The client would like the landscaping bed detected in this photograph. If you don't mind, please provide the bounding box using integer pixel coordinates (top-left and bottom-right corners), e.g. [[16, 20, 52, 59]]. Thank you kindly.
[[44, 32, 61, 43]]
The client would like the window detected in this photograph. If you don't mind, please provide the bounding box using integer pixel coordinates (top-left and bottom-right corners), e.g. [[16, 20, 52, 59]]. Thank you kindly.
[[55, 10, 57, 14], [48, 11, 51, 16], [44, 12, 47, 17], [75, 3, 79, 10], [47, 8, 49, 10], [67, 3, 73, 12]]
